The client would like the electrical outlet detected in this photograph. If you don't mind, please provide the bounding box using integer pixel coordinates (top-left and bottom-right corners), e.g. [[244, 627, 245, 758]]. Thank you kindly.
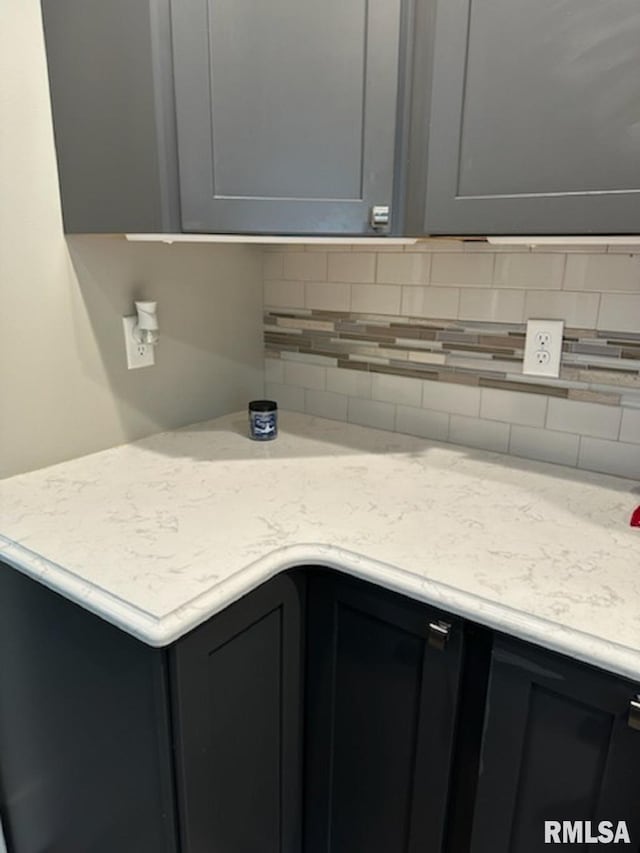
[[122, 316, 155, 369], [522, 319, 564, 378], [535, 331, 552, 348], [534, 350, 551, 366]]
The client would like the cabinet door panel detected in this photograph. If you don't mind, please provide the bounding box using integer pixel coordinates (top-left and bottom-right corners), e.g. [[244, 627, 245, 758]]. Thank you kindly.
[[426, 0, 640, 234], [171, 0, 401, 233], [172, 572, 304, 853], [304, 571, 463, 853], [0, 563, 177, 853], [470, 638, 640, 852]]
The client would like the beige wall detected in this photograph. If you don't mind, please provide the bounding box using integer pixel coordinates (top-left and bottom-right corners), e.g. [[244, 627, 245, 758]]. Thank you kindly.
[[0, 2, 264, 478]]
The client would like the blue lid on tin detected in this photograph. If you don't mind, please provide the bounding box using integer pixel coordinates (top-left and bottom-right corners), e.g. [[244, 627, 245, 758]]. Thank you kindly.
[[249, 400, 278, 412]]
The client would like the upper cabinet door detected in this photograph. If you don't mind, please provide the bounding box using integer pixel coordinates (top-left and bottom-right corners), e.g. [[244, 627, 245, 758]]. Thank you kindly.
[[170, 0, 402, 234], [425, 0, 640, 234]]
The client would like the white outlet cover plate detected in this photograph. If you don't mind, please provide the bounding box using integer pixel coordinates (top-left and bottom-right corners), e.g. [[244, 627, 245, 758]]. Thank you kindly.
[[522, 319, 564, 378], [122, 316, 155, 369]]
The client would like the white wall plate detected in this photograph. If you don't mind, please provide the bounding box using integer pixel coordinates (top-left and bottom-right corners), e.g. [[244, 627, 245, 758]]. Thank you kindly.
[[122, 316, 155, 369], [522, 319, 564, 378]]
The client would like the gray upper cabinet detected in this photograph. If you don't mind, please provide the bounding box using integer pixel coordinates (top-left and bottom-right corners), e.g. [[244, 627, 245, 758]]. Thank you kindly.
[[423, 0, 640, 234], [41, 0, 403, 235], [172, 0, 402, 234]]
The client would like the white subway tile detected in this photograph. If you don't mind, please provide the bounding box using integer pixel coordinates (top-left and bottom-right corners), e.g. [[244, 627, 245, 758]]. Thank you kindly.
[[327, 252, 375, 283], [265, 358, 284, 384], [326, 367, 372, 398], [564, 254, 640, 292], [494, 253, 565, 289], [371, 372, 423, 406], [459, 289, 525, 322], [376, 252, 431, 284], [264, 382, 305, 413], [263, 252, 284, 279], [282, 361, 326, 390], [620, 408, 640, 444], [578, 437, 640, 479], [524, 291, 600, 327], [598, 294, 640, 332], [305, 282, 351, 311], [422, 382, 481, 417], [449, 415, 510, 453], [401, 286, 459, 318], [546, 398, 621, 439], [396, 406, 449, 441], [304, 389, 348, 421], [347, 397, 396, 431], [509, 425, 579, 467], [431, 253, 494, 286], [480, 388, 547, 427], [265, 279, 305, 308], [351, 284, 402, 315], [283, 252, 327, 281]]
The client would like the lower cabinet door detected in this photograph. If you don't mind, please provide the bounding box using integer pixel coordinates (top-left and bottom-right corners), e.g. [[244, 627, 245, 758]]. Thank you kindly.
[[470, 637, 640, 852], [304, 570, 464, 853], [171, 572, 304, 853], [0, 563, 178, 853]]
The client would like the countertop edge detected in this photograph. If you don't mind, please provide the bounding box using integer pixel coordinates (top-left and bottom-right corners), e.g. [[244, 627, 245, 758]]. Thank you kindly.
[[2, 537, 639, 682]]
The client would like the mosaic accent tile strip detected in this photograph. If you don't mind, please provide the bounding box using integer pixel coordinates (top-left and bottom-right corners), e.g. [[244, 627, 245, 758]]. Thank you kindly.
[[264, 309, 640, 406]]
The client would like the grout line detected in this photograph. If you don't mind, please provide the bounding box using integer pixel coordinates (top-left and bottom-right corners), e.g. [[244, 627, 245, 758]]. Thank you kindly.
[[425, 252, 433, 287], [559, 252, 568, 291], [504, 423, 513, 456], [542, 395, 550, 430], [594, 291, 603, 333]]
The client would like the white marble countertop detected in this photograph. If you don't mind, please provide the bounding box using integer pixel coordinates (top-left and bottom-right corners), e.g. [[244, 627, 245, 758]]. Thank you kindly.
[[1, 412, 639, 680]]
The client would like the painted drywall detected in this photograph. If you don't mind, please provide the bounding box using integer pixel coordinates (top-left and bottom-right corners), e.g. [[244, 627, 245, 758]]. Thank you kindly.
[[0, 1, 264, 478], [263, 245, 640, 479]]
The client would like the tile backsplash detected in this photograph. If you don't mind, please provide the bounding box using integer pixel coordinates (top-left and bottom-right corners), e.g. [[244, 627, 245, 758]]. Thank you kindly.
[[263, 243, 640, 479]]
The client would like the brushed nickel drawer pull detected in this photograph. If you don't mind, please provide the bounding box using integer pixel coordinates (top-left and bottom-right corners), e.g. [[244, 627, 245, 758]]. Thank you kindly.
[[427, 620, 451, 651]]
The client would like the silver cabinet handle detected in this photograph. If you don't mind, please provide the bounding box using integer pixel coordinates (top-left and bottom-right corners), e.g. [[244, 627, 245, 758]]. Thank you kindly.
[[370, 205, 390, 230], [427, 620, 451, 651], [629, 695, 640, 730]]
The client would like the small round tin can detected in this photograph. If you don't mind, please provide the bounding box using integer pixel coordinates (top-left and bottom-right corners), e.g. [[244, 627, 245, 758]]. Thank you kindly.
[[248, 400, 278, 441]]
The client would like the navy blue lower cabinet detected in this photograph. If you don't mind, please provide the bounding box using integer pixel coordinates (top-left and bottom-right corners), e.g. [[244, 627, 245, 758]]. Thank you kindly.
[[0, 563, 178, 853], [303, 570, 465, 853], [469, 637, 640, 852], [0, 563, 305, 853], [171, 571, 305, 853], [2, 559, 639, 853]]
